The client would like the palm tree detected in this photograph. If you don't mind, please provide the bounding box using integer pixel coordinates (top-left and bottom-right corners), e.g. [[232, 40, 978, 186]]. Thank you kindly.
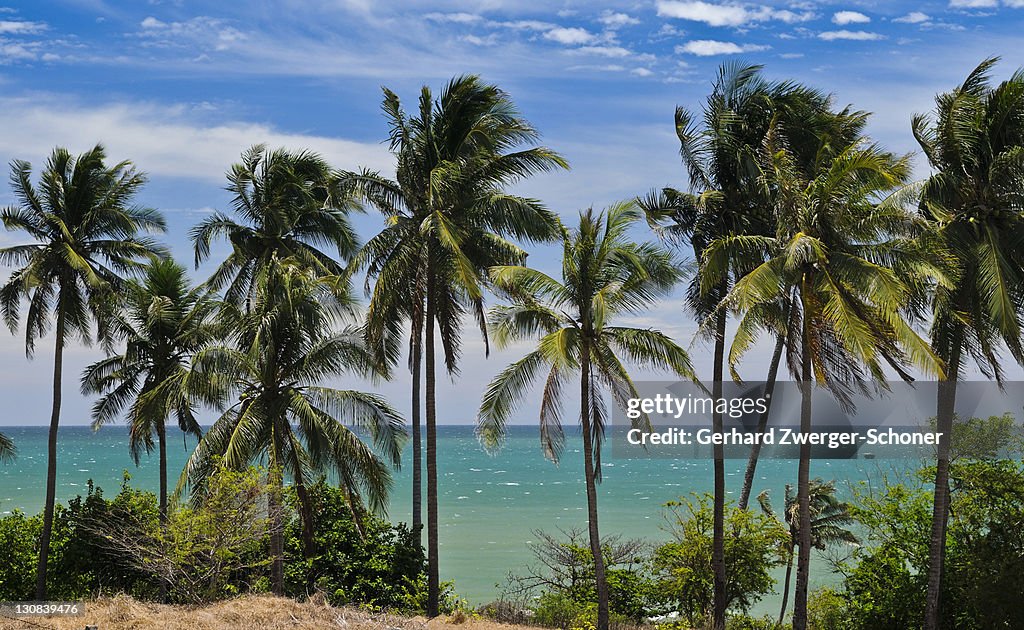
[[0, 144, 165, 599], [478, 202, 695, 630], [719, 116, 946, 630], [912, 58, 1024, 630], [81, 258, 219, 521], [0, 433, 14, 462], [190, 144, 359, 306], [757, 479, 858, 627], [346, 75, 567, 615], [640, 62, 832, 630], [179, 259, 406, 595]]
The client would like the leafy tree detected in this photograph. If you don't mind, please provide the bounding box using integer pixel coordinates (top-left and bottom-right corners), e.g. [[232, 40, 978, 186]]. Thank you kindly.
[[757, 479, 857, 627], [911, 58, 1024, 629], [81, 258, 220, 520], [347, 74, 566, 616], [0, 144, 165, 598], [719, 113, 945, 629], [478, 203, 694, 630], [651, 494, 789, 627], [179, 260, 405, 595], [190, 144, 359, 306]]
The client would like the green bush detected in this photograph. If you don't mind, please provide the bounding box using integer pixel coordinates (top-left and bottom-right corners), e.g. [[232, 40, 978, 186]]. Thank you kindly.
[[806, 588, 849, 630], [282, 480, 428, 612]]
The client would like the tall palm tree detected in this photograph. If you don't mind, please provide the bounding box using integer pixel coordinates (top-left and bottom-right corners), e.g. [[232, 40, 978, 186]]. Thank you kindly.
[[346, 75, 567, 615], [757, 479, 858, 628], [641, 62, 832, 630], [719, 119, 946, 630], [478, 202, 695, 630], [179, 259, 406, 595], [190, 144, 359, 306], [0, 144, 165, 599], [81, 258, 219, 521], [912, 58, 1024, 630]]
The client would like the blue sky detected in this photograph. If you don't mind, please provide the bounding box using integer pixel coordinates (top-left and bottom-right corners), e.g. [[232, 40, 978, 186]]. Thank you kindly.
[[1, 0, 1023, 427]]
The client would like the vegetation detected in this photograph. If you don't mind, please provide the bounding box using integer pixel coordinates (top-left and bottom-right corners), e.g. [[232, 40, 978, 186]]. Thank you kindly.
[[1, 60, 1024, 630]]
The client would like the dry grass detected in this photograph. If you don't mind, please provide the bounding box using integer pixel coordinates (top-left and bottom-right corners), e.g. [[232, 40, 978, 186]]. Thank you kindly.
[[0, 595, 540, 630]]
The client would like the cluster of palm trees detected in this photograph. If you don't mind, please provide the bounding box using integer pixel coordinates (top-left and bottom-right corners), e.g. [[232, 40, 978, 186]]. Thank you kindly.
[[1, 60, 1022, 630]]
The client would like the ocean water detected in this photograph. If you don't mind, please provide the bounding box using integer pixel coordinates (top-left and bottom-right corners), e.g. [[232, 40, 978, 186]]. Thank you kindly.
[[0, 424, 905, 613]]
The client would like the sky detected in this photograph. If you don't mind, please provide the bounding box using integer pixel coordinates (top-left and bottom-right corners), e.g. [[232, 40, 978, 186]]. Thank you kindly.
[[0, 0, 1022, 427]]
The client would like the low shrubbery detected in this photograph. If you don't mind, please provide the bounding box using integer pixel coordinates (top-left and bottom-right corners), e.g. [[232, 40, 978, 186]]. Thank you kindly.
[[0, 466, 428, 612]]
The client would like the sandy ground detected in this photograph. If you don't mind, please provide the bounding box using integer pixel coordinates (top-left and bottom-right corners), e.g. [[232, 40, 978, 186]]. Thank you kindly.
[[0, 595, 526, 630]]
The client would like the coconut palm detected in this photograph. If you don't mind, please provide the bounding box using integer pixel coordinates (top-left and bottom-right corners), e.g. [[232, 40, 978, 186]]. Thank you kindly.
[[190, 144, 359, 306], [178, 259, 405, 595], [757, 479, 858, 627], [719, 118, 946, 630], [81, 258, 220, 521], [912, 58, 1024, 630], [478, 202, 695, 630], [640, 62, 833, 630], [345, 74, 567, 615], [0, 144, 165, 599]]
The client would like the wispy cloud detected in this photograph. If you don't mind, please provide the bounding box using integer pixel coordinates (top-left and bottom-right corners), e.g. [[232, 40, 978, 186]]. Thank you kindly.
[[597, 11, 639, 28], [676, 39, 770, 55], [818, 30, 885, 41], [0, 20, 47, 35], [894, 11, 931, 23]]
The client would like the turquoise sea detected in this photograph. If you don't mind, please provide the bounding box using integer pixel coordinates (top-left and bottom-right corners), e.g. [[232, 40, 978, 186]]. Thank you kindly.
[[0, 425, 905, 614]]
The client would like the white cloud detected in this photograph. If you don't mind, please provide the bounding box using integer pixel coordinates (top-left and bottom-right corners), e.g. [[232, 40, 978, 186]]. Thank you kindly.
[[574, 45, 633, 57], [676, 39, 769, 55], [656, 1, 814, 27], [0, 97, 394, 183], [949, 0, 997, 7], [631, 67, 654, 76], [779, 52, 804, 58], [0, 20, 46, 35], [138, 16, 246, 52], [832, 11, 871, 24], [423, 12, 482, 24], [894, 11, 931, 23], [818, 29, 885, 40], [597, 11, 640, 28], [543, 27, 595, 45]]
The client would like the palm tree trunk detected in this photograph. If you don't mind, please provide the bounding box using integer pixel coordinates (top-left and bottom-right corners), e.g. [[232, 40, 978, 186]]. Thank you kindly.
[[157, 417, 169, 602], [294, 478, 316, 559], [425, 271, 440, 618], [269, 466, 285, 596], [738, 331, 785, 511], [711, 307, 727, 630], [777, 542, 794, 628], [924, 339, 962, 630], [411, 308, 423, 545], [580, 338, 610, 630], [792, 298, 813, 630], [35, 308, 65, 600], [158, 419, 168, 520]]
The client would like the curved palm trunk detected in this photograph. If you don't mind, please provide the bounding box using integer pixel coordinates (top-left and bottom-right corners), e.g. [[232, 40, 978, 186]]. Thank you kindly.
[[425, 272, 440, 618], [924, 340, 962, 630], [268, 434, 285, 596], [411, 308, 423, 544], [792, 297, 813, 630], [580, 340, 610, 630], [711, 308, 727, 630], [35, 309, 65, 600], [777, 541, 794, 628], [738, 332, 785, 511]]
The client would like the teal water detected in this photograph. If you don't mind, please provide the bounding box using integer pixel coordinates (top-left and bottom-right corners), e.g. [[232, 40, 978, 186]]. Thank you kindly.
[[0, 425, 901, 613]]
